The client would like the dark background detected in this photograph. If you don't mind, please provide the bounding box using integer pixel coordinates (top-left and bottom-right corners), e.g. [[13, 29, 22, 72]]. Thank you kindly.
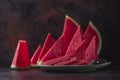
[[0, 0, 119, 67]]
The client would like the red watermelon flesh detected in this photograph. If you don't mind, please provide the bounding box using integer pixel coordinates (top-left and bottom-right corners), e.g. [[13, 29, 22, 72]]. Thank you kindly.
[[65, 26, 83, 56], [51, 39, 86, 65], [38, 35, 63, 65], [40, 21, 101, 66], [41, 16, 82, 65], [82, 36, 98, 64], [10, 16, 102, 68], [83, 21, 102, 54], [44, 29, 100, 66], [55, 36, 98, 65], [31, 45, 41, 66], [69, 39, 87, 63], [37, 33, 55, 63], [42, 40, 84, 65], [11, 40, 31, 69], [71, 36, 98, 65], [62, 15, 79, 56], [43, 55, 70, 65], [54, 57, 77, 65], [50, 27, 83, 66]]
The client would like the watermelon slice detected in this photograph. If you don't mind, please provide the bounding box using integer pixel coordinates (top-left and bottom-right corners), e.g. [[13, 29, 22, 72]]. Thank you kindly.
[[11, 40, 31, 69], [50, 40, 86, 65], [62, 15, 80, 56], [31, 45, 41, 67], [65, 26, 83, 56], [10, 16, 102, 68], [66, 36, 98, 65], [54, 57, 77, 65], [82, 36, 98, 64], [43, 55, 70, 65], [83, 21, 102, 54], [43, 22, 102, 65], [72, 39, 86, 60], [42, 26, 83, 65], [54, 36, 98, 65], [39, 19, 102, 66], [38, 35, 63, 65], [37, 33, 55, 63]]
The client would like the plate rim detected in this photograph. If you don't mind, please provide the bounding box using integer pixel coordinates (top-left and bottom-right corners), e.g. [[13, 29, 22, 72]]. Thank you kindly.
[[38, 61, 112, 72]]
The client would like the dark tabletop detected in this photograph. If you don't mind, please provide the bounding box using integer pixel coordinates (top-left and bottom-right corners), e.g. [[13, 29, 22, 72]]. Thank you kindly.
[[0, 66, 120, 80]]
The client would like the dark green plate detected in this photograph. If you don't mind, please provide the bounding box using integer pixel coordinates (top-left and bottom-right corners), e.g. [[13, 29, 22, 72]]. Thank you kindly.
[[38, 61, 111, 72]]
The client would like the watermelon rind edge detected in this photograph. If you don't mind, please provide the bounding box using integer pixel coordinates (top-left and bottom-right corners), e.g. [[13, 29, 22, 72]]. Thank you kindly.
[[89, 21, 102, 54], [11, 64, 31, 69], [66, 15, 80, 27], [37, 61, 43, 66]]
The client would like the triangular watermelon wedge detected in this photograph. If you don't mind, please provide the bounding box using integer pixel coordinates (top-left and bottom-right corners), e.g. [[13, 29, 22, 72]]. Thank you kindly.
[[38, 35, 63, 65], [31, 45, 41, 67], [37, 33, 55, 63], [62, 15, 79, 56], [68, 36, 98, 65], [81, 36, 98, 64], [73, 39, 86, 60], [43, 40, 85, 65], [54, 57, 77, 65], [66, 36, 97, 65], [52, 40, 86, 65], [11, 40, 31, 69], [83, 21, 102, 54], [65, 26, 83, 56], [55, 36, 98, 65], [43, 55, 70, 65]]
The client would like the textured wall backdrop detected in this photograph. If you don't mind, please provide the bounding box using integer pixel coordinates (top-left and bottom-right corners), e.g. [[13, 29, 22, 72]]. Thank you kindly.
[[0, 0, 119, 67]]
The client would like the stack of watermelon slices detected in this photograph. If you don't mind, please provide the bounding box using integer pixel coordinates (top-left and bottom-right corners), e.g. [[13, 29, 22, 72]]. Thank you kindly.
[[11, 15, 102, 69]]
